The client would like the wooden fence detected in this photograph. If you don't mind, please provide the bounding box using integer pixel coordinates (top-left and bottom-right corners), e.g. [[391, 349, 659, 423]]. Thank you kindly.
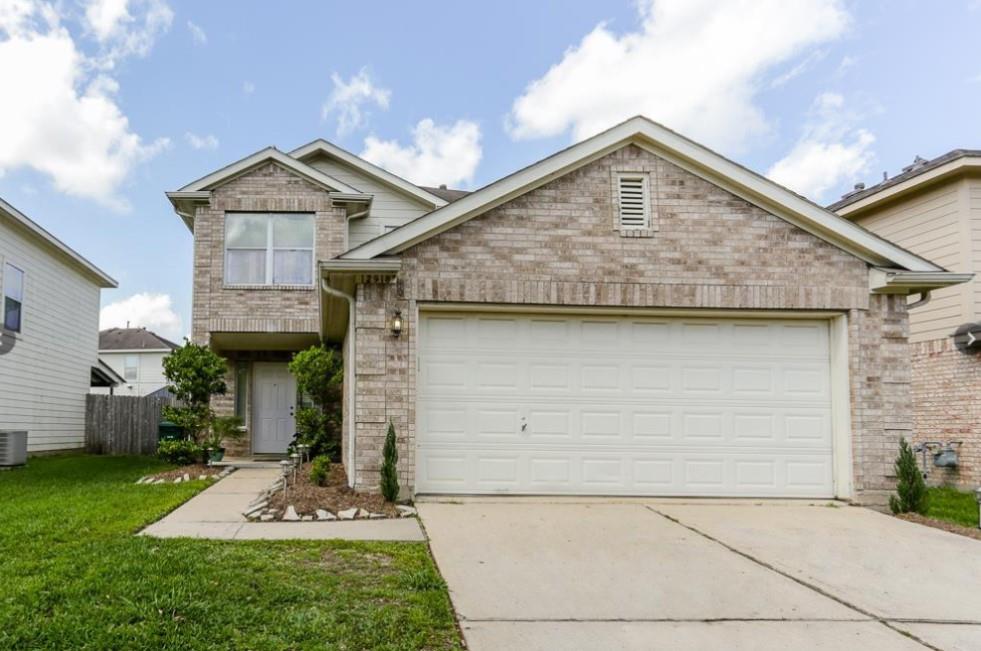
[[85, 394, 174, 455]]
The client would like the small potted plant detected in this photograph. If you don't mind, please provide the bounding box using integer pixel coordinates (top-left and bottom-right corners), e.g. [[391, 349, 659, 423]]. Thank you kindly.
[[205, 416, 244, 463]]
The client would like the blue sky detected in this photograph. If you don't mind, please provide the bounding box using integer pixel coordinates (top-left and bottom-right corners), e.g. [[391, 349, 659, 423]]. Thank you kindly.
[[1, 0, 980, 340]]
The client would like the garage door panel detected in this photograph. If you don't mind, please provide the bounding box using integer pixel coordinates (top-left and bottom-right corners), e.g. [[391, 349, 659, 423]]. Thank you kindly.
[[417, 313, 835, 497]]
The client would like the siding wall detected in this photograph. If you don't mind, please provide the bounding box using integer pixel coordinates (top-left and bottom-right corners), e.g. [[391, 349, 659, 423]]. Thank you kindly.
[[90, 350, 170, 397], [852, 179, 973, 342], [303, 154, 432, 249], [0, 217, 101, 452], [968, 177, 981, 320]]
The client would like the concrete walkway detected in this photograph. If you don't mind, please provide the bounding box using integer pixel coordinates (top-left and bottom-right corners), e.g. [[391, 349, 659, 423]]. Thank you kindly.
[[419, 498, 981, 651], [140, 467, 425, 541]]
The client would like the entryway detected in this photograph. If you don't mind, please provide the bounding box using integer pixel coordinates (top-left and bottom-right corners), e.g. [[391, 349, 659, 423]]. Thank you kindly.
[[252, 362, 296, 454]]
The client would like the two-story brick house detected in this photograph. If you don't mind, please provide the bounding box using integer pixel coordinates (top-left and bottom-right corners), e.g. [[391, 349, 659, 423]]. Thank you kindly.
[[830, 150, 981, 487], [168, 116, 969, 504]]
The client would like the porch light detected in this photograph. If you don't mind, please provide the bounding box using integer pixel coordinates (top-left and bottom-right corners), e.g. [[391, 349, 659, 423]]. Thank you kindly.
[[390, 310, 404, 338], [290, 452, 300, 484], [280, 460, 291, 499]]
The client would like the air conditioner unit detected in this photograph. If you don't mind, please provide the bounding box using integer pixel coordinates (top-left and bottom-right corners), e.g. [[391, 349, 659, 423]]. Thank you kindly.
[[0, 430, 28, 467]]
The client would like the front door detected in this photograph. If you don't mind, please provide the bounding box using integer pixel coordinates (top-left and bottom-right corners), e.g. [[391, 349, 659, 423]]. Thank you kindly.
[[253, 362, 297, 454]]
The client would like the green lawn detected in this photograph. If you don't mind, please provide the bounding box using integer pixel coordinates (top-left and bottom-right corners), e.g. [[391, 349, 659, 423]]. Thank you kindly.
[[0, 455, 462, 651], [924, 486, 980, 528]]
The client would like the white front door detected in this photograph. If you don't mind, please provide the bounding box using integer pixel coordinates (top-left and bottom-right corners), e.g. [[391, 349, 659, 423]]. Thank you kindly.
[[416, 312, 835, 497], [253, 362, 297, 454]]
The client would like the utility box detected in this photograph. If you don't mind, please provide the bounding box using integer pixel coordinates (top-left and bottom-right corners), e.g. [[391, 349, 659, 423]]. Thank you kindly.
[[0, 430, 28, 467], [157, 420, 184, 442]]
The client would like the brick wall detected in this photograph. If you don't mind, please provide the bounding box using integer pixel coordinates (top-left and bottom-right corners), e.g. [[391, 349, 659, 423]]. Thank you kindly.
[[191, 161, 345, 344], [911, 338, 981, 488], [350, 145, 908, 500]]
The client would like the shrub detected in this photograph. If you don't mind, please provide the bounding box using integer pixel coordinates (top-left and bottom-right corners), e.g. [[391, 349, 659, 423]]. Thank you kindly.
[[157, 439, 203, 466], [162, 342, 228, 442], [205, 416, 244, 451], [889, 438, 928, 515], [289, 345, 343, 458], [310, 455, 331, 487], [380, 421, 399, 502]]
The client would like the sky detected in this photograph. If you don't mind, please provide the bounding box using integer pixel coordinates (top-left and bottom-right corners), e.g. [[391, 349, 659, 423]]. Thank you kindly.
[[1, 0, 980, 342]]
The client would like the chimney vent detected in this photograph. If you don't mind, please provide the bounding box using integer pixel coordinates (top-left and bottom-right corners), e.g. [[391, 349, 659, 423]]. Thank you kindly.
[[439, 184, 447, 190]]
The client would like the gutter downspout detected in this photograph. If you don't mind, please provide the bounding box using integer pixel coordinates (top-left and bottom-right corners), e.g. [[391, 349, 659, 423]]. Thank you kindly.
[[321, 278, 358, 488], [908, 291, 931, 310]]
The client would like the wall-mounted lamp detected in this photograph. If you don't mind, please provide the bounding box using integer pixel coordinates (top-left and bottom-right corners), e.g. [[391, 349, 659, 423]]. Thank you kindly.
[[391, 309, 403, 338]]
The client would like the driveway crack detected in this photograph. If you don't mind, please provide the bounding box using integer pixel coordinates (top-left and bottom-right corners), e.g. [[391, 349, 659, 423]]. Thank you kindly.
[[643, 505, 943, 651]]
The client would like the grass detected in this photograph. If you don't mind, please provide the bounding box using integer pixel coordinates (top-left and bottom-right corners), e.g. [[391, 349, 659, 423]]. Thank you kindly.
[[923, 486, 980, 528], [0, 455, 463, 651]]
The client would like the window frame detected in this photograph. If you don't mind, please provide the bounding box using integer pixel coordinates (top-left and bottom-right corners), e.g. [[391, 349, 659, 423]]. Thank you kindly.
[[123, 355, 139, 382], [2, 261, 25, 334], [224, 212, 315, 287], [615, 172, 651, 230]]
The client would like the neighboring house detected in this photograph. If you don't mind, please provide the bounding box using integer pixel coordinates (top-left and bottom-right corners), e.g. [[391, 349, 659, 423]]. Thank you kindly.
[[91, 327, 178, 396], [168, 116, 969, 504], [829, 150, 981, 487], [0, 198, 117, 453]]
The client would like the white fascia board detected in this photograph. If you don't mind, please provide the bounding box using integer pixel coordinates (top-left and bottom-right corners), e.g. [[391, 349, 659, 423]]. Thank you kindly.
[[340, 116, 943, 272], [99, 348, 174, 354], [319, 257, 402, 274], [0, 198, 117, 288], [837, 157, 981, 217], [869, 267, 974, 294], [177, 146, 362, 195], [290, 139, 448, 209]]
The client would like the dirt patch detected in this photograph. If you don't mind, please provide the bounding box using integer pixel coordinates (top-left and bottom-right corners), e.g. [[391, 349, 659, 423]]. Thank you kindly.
[[267, 463, 400, 518], [148, 465, 223, 481], [897, 513, 981, 541]]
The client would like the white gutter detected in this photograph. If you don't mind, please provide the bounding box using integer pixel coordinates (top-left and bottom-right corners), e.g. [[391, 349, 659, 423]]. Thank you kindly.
[[321, 278, 358, 488], [908, 292, 932, 310], [869, 268, 975, 294]]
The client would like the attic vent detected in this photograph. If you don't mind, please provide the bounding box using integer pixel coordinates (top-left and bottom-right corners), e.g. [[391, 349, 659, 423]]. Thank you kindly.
[[616, 173, 650, 229]]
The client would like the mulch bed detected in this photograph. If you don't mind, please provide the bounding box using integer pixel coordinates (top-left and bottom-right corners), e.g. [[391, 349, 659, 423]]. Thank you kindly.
[[267, 462, 400, 518], [148, 464, 224, 481], [897, 513, 981, 541]]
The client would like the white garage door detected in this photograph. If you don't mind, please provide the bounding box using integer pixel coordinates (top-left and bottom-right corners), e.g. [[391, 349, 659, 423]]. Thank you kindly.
[[416, 312, 835, 497]]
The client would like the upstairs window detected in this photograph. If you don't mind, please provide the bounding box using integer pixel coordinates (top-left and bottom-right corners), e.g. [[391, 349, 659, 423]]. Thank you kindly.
[[616, 173, 650, 229], [225, 213, 314, 286], [124, 355, 139, 381], [3, 263, 24, 333]]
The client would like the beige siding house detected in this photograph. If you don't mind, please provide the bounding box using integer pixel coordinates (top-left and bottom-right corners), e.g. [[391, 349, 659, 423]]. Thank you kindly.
[[169, 117, 969, 504], [831, 150, 981, 487], [0, 198, 116, 453]]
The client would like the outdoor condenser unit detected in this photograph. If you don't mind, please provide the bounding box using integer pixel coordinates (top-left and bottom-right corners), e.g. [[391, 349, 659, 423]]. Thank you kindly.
[[0, 430, 28, 467]]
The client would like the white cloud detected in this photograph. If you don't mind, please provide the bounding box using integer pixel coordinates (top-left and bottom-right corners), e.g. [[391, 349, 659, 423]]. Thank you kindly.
[[100, 292, 183, 341], [242, 80, 255, 94], [83, 0, 173, 67], [184, 131, 218, 150], [361, 119, 482, 188], [322, 68, 391, 136], [767, 93, 875, 201], [186, 19, 205, 45], [507, 0, 850, 152], [0, 1, 170, 209]]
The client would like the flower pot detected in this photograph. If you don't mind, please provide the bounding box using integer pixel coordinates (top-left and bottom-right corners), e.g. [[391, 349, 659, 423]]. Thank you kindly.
[[207, 447, 225, 463]]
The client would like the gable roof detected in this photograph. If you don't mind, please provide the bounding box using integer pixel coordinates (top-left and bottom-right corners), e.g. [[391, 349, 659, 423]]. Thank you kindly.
[[0, 198, 116, 288], [419, 185, 471, 203], [829, 149, 981, 216], [99, 327, 179, 351], [339, 116, 943, 272], [290, 139, 448, 209]]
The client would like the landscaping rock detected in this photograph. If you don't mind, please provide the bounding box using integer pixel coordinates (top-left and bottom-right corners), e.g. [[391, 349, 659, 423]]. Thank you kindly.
[[260, 513, 275, 522], [301, 515, 313, 521], [198, 474, 207, 481], [337, 507, 358, 520], [368, 512, 386, 519], [173, 477, 183, 484], [182, 473, 190, 482], [153, 478, 165, 484], [283, 505, 300, 521], [356, 508, 369, 519], [396, 505, 417, 517], [243, 502, 267, 518], [316, 509, 337, 521], [135, 476, 148, 485]]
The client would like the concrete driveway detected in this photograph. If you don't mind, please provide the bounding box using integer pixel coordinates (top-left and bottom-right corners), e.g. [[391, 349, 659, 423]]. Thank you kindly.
[[418, 499, 981, 650]]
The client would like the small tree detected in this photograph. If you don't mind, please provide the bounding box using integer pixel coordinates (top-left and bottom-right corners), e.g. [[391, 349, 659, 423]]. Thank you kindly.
[[889, 438, 928, 515], [289, 345, 343, 458], [162, 341, 228, 443], [380, 421, 399, 502]]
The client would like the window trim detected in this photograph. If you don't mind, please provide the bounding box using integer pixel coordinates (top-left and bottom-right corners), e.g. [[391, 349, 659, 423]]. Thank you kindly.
[[2, 261, 25, 334], [615, 172, 651, 230], [123, 355, 139, 382], [224, 212, 316, 287]]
